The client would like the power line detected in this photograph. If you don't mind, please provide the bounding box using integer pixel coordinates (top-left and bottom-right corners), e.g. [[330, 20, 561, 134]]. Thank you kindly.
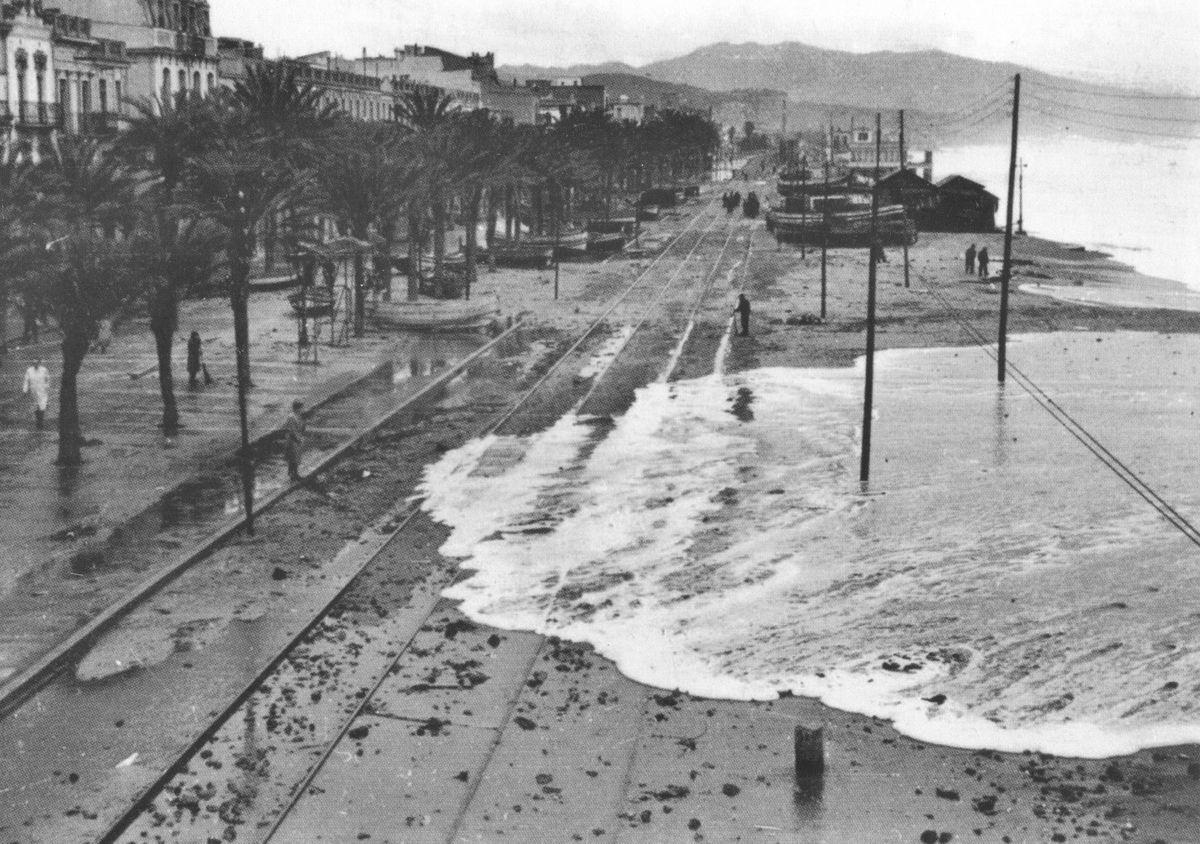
[[1028, 93, 1200, 126], [929, 80, 1013, 120], [1025, 103, 1200, 141], [1031, 77, 1200, 103], [930, 106, 1009, 137], [917, 272, 1200, 550], [925, 89, 1010, 128]]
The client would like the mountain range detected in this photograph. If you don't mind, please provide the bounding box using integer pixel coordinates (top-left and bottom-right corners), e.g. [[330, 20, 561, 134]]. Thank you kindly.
[[498, 42, 1200, 143]]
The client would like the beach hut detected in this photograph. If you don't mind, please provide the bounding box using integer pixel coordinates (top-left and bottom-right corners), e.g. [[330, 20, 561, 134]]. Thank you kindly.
[[876, 168, 940, 227], [930, 175, 999, 232]]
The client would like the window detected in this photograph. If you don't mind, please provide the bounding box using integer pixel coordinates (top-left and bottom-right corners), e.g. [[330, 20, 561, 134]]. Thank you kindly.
[[59, 78, 69, 113], [99, 79, 107, 113], [193, 70, 200, 91], [856, 131, 870, 143], [81, 80, 91, 114], [206, 73, 214, 91], [178, 69, 186, 91], [115, 81, 122, 112], [162, 67, 171, 98]]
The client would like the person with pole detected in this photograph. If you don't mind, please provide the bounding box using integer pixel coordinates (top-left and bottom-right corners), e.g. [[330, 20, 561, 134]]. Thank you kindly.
[[733, 294, 752, 337]]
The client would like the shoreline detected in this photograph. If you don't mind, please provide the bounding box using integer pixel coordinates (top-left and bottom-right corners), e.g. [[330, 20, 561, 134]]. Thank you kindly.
[[456, 211, 1200, 841]]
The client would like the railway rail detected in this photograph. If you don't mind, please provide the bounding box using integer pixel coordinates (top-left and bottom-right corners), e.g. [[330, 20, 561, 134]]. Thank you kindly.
[[86, 203, 760, 843]]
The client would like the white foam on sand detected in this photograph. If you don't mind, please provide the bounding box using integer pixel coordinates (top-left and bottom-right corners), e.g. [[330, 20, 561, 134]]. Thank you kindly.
[[420, 333, 1200, 758]]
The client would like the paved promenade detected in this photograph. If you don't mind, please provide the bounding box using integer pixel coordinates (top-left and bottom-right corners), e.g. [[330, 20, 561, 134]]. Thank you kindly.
[[0, 286, 478, 600]]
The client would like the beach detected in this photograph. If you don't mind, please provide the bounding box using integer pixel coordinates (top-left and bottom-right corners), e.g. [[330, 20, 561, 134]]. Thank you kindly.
[[421, 219, 1200, 842]]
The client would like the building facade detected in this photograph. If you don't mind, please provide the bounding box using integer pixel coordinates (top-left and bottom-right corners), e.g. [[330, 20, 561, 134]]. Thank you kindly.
[[1, 1, 60, 158]]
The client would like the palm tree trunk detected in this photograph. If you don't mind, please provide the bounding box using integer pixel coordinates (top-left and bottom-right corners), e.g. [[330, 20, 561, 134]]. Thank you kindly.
[[229, 227, 256, 534], [55, 330, 88, 466], [152, 321, 179, 434], [463, 184, 483, 301], [432, 194, 446, 297], [407, 213, 421, 300], [0, 283, 7, 355]]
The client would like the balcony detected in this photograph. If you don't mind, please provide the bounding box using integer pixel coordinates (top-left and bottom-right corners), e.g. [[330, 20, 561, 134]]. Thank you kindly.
[[88, 39, 129, 63], [176, 32, 217, 58], [52, 13, 93, 42], [15, 102, 63, 127]]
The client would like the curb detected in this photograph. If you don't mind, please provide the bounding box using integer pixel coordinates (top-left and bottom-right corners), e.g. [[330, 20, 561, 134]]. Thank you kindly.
[[0, 318, 525, 720]]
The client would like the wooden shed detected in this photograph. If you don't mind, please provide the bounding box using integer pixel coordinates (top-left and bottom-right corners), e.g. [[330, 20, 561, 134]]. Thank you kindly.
[[929, 175, 999, 232]]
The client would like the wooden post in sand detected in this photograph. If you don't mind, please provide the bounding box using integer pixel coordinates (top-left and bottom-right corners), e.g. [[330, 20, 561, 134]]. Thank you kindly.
[[900, 109, 910, 288], [794, 725, 825, 777], [821, 158, 829, 320], [998, 73, 1021, 384], [860, 113, 882, 485]]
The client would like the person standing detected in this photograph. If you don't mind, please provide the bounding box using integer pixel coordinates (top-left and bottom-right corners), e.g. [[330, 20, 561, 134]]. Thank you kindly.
[[186, 331, 203, 388], [22, 357, 50, 430], [978, 246, 990, 278], [284, 399, 306, 481], [733, 294, 752, 337], [965, 243, 977, 274]]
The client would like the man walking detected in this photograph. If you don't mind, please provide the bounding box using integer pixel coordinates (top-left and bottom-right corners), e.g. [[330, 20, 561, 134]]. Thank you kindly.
[[978, 246, 990, 278], [733, 294, 752, 337], [284, 399, 306, 481], [22, 357, 50, 430], [965, 243, 977, 275]]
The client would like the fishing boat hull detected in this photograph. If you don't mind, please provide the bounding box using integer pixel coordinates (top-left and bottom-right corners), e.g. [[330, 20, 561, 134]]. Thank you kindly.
[[372, 295, 500, 331], [767, 204, 918, 247]]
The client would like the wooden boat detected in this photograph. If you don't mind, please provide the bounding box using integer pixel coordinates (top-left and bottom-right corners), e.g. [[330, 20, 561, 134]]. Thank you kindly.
[[767, 203, 917, 247], [521, 230, 590, 257], [490, 241, 555, 268], [586, 232, 626, 256], [637, 205, 660, 222], [588, 217, 637, 236], [251, 274, 299, 293], [372, 294, 500, 331]]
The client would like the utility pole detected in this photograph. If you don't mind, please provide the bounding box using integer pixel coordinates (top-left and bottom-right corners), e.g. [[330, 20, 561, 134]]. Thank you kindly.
[[780, 95, 788, 165], [998, 73, 1021, 384], [553, 207, 561, 300], [1017, 158, 1026, 235], [821, 157, 829, 319], [799, 156, 807, 259], [899, 109, 910, 288], [861, 112, 881, 485]]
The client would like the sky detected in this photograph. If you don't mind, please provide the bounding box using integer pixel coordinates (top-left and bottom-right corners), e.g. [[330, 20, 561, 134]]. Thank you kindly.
[[211, 0, 1200, 93]]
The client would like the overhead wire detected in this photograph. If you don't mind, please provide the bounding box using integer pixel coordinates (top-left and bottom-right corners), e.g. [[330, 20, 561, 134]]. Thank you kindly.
[[1031, 77, 1200, 103], [913, 270, 1200, 550], [1025, 103, 1200, 141], [1027, 93, 1200, 125]]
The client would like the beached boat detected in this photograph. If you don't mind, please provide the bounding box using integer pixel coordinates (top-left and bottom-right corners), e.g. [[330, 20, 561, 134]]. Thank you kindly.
[[637, 205, 660, 222], [588, 217, 637, 236], [288, 287, 336, 318], [521, 230, 589, 257], [767, 203, 917, 247], [586, 232, 626, 256], [372, 294, 500, 331], [490, 241, 555, 268]]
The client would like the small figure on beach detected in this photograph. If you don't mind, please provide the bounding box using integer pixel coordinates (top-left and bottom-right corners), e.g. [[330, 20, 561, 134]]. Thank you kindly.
[[186, 331, 205, 388], [743, 192, 760, 218], [733, 294, 752, 337], [284, 399, 306, 481], [22, 357, 50, 430], [978, 246, 990, 278], [965, 243, 977, 274]]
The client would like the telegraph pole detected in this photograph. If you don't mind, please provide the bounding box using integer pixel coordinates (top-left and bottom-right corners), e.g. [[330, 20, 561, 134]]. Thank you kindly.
[[899, 109, 910, 288], [799, 156, 807, 259], [1017, 158, 1026, 235], [998, 73, 1021, 384], [861, 113, 882, 485], [821, 157, 829, 319]]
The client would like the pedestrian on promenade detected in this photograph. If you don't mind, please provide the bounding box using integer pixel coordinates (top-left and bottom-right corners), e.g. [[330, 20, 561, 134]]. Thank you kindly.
[[965, 243, 977, 274], [284, 399, 306, 481], [22, 357, 50, 430], [978, 246, 990, 278], [92, 318, 113, 354], [187, 331, 203, 388], [871, 242, 889, 264], [733, 294, 752, 337]]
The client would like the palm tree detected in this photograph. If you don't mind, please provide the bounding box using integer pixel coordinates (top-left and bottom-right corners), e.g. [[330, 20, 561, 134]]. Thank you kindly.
[[120, 90, 220, 433], [45, 236, 141, 466], [311, 122, 411, 333]]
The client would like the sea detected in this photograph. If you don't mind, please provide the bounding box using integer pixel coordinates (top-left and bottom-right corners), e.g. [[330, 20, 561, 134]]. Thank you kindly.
[[418, 134, 1200, 759]]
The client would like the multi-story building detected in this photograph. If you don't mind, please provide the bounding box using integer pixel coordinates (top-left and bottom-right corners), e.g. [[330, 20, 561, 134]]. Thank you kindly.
[[525, 79, 605, 124], [608, 95, 644, 125], [341, 44, 492, 112], [48, 10, 131, 137], [480, 79, 538, 125], [831, 124, 933, 181], [51, 0, 219, 104], [2, 1, 56, 158]]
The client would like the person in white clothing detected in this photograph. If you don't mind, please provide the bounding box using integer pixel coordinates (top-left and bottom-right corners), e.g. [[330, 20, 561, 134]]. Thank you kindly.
[[22, 358, 51, 430]]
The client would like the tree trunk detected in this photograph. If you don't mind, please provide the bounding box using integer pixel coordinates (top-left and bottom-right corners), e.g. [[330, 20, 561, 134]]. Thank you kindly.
[[485, 188, 499, 273], [533, 185, 543, 236], [463, 185, 483, 301], [152, 322, 179, 435], [432, 194, 446, 297], [55, 330, 88, 466], [0, 283, 7, 355], [229, 228, 256, 534], [504, 186, 513, 240], [380, 219, 396, 302]]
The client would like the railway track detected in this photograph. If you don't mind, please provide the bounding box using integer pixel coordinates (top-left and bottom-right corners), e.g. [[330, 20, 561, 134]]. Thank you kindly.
[[82, 206, 760, 843]]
